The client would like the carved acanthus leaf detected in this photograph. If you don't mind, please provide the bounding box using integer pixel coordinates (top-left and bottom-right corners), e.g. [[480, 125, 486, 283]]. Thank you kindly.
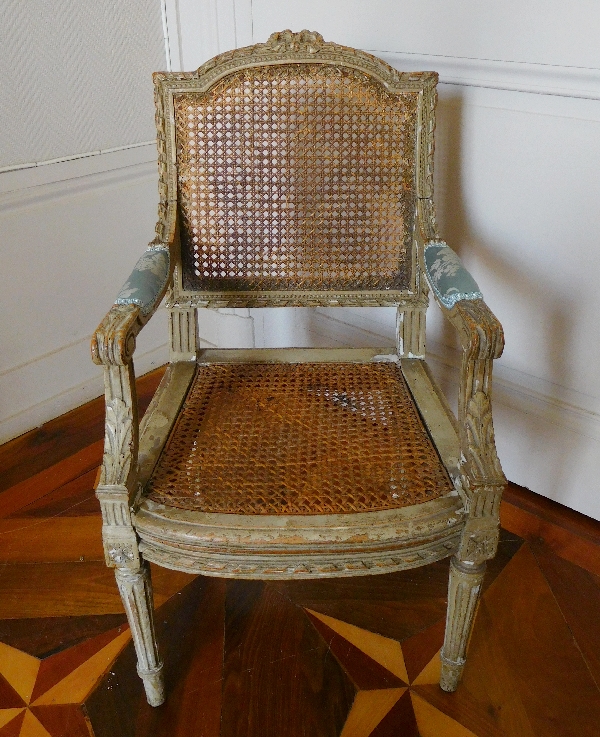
[[102, 398, 134, 486], [463, 391, 504, 484]]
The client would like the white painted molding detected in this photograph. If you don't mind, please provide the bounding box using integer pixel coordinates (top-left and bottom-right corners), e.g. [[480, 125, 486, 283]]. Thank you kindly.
[[425, 343, 600, 443], [0, 141, 156, 176], [0, 338, 168, 445], [157, 4, 600, 101], [197, 307, 255, 348], [233, 0, 254, 48], [308, 309, 600, 443], [0, 143, 157, 197], [377, 50, 600, 101], [0, 159, 157, 213], [168, 0, 254, 70]]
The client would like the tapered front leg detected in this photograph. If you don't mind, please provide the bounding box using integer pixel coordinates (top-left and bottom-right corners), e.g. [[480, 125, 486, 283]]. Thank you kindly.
[[115, 561, 165, 706], [440, 556, 486, 692]]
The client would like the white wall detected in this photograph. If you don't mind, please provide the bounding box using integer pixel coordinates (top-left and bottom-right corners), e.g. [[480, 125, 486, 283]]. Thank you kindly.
[[3, 0, 599, 519], [0, 1, 170, 442], [166, 0, 600, 520]]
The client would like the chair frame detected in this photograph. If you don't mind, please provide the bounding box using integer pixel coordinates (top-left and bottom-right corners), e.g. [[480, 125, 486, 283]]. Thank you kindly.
[[91, 30, 505, 707]]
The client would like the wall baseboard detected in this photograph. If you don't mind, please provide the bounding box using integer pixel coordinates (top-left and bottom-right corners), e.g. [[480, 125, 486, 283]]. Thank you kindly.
[[0, 339, 168, 446], [309, 309, 600, 442], [307, 307, 600, 520]]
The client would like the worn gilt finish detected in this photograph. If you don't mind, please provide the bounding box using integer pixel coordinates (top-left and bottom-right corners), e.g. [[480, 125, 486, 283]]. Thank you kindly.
[[433, 297, 506, 690], [91, 279, 172, 704], [92, 30, 506, 705], [153, 29, 436, 311], [396, 299, 428, 359], [115, 563, 164, 706]]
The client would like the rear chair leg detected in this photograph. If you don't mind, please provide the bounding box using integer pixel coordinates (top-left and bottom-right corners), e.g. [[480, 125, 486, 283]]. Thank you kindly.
[[115, 561, 165, 706], [440, 556, 486, 692]]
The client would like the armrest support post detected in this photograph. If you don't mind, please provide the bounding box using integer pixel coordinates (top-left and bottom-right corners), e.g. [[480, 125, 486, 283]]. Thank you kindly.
[[95, 358, 141, 569], [421, 235, 507, 566], [445, 299, 506, 565], [91, 238, 172, 569]]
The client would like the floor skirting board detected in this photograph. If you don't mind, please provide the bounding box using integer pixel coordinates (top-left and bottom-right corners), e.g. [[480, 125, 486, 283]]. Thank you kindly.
[[307, 309, 600, 521], [0, 341, 168, 446]]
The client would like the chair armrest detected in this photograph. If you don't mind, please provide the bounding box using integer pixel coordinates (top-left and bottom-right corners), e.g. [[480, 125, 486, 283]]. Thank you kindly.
[[92, 245, 171, 366], [91, 243, 172, 557], [424, 241, 506, 564], [423, 241, 484, 311], [423, 241, 505, 487]]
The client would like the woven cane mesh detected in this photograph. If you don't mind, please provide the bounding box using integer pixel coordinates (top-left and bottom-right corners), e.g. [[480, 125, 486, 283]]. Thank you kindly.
[[174, 64, 418, 294], [146, 362, 452, 514]]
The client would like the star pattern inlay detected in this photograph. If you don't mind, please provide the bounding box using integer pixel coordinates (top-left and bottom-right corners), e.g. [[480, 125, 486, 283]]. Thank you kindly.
[[305, 609, 478, 737], [0, 626, 130, 737]]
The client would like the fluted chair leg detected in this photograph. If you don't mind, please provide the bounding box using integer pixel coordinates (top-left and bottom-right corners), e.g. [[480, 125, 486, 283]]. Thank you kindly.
[[440, 556, 486, 692], [115, 561, 165, 706]]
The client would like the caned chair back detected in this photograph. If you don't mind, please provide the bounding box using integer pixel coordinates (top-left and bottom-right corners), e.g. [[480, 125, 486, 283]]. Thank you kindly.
[[153, 31, 438, 307]]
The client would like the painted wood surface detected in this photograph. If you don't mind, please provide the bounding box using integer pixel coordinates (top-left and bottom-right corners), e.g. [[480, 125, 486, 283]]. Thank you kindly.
[[1, 369, 600, 735]]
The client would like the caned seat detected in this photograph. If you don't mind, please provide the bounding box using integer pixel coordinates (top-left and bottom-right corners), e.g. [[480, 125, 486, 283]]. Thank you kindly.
[[146, 361, 453, 515], [92, 30, 506, 708]]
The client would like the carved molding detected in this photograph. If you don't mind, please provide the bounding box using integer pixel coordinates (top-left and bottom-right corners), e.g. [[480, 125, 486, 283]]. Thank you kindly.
[[138, 534, 460, 580], [417, 198, 440, 243], [433, 296, 507, 498], [153, 30, 438, 292], [463, 390, 505, 484], [396, 304, 427, 358], [91, 304, 142, 366], [114, 562, 164, 706], [440, 556, 486, 692], [101, 398, 134, 486], [450, 298, 505, 361], [169, 307, 197, 361], [167, 291, 418, 310], [96, 484, 140, 568], [266, 29, 325, 54]]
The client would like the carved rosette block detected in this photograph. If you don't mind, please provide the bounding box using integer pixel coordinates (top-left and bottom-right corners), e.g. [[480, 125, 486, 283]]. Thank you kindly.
[[97, 484, 141, 569], [457, 517, 500, 564], [115, 562, 164, 706], [440, 556, 486, 692]]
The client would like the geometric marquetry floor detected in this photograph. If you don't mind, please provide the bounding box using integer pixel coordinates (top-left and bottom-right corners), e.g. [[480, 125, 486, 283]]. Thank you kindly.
[[2, 368, 600, 736]]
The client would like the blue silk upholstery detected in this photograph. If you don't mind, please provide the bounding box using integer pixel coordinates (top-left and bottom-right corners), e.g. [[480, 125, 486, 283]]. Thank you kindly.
[[423, 242, 483, 309], [115, 247, 170, 315]]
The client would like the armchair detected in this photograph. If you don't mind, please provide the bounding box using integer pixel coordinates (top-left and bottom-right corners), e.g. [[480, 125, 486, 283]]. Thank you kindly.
[[92, 30, 506, 708]]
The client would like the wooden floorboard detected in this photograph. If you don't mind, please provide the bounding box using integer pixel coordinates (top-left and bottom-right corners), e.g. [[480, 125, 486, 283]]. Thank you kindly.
[[500, 483, 600, 577], [0, 365, 599, 736]]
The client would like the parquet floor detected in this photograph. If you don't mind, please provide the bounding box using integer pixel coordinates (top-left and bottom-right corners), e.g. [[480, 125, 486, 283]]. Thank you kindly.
[[1, 367, 600, 736]]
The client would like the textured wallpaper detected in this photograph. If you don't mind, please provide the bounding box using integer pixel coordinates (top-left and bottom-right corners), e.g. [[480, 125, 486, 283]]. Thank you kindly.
[[1, 0, 166, 168]]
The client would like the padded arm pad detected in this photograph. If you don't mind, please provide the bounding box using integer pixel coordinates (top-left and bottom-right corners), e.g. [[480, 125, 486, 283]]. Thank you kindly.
[[424, 241, 483, 309], [115, 246, 170, 316]]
